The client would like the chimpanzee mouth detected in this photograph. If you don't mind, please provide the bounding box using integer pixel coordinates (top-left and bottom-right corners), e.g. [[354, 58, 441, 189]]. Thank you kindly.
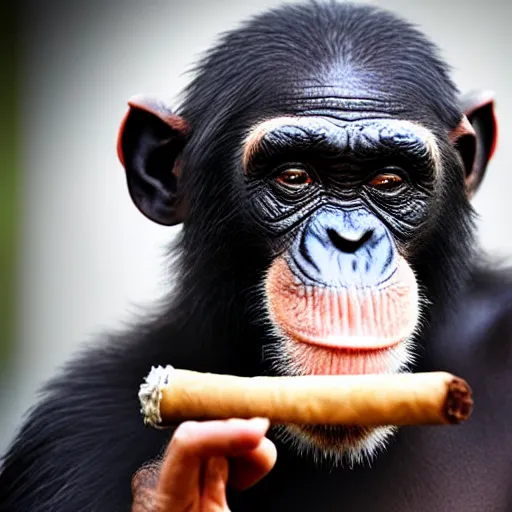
[[276, 337, 413, 376], [264, 254, 419, 376]]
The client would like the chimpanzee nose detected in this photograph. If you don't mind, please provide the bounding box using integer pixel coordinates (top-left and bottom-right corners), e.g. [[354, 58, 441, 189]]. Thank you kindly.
[[327, 228, 374, 254], [291, 208, 397, 288]]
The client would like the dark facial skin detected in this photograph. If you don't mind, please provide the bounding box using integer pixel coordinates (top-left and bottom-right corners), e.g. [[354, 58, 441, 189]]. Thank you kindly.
[[0, 3, 508, 512], [245, 117, 437, 238]]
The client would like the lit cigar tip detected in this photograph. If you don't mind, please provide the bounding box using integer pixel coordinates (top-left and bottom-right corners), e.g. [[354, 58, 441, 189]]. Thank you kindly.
[[444, 377, 474, 424], [139, 365, 174, 428]]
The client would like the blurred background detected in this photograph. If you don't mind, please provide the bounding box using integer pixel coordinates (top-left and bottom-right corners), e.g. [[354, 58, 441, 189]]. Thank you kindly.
[[0, 0, 511, 452]]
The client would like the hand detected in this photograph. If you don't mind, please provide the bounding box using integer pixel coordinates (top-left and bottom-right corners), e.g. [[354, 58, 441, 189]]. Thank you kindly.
[[131, 418, 277, 511]]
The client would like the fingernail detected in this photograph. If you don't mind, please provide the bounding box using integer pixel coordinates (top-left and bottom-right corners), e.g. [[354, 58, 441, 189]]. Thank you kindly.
[[249, 417, 270, 432]]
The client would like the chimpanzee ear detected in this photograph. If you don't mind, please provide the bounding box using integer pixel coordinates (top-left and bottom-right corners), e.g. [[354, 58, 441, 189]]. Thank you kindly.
[[450, 90, 498, 198], [117, 95, 191, 225]]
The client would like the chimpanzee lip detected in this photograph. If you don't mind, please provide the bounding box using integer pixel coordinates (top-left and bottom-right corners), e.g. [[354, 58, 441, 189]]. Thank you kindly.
[[279, 335, 408, 375], [284, 331, 402, 351], [265, 254, 419, 352]]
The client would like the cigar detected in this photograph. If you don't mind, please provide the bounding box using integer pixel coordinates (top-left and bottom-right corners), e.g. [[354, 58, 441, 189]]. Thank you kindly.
[[138, 366, 473, 428]]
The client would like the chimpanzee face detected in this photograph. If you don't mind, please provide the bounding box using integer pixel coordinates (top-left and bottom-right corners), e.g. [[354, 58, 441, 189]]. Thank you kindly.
[[236, 113, 443, 462], [117, 3, 497, 465]]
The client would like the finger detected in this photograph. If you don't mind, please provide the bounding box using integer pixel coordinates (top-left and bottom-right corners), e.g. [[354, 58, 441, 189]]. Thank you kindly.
[[157, 418, 270, 504], [229, 437, 277, 491], [201, 456, 230, 509]]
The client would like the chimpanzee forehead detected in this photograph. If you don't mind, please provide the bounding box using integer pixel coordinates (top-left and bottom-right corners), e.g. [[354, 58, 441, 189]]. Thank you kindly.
[[285, 82, 408, 120], [250, 74, 423, 121], [242, 116, 440, 172], [240, 58, 451, 124]]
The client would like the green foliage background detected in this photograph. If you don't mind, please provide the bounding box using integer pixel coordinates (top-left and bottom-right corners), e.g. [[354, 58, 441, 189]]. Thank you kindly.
[[0, 1, 18, 370]]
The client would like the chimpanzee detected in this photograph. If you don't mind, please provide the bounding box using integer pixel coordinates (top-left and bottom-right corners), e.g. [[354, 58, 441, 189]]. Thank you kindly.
[[1, 2, 510, 511]]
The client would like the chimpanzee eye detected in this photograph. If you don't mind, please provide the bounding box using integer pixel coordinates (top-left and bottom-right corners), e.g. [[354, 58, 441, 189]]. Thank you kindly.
[[275, 168, 313, 189], [367, 173, 404, 191]]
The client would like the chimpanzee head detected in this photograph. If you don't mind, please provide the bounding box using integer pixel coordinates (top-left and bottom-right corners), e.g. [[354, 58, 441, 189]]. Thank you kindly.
[[117, 3, 497, 464]]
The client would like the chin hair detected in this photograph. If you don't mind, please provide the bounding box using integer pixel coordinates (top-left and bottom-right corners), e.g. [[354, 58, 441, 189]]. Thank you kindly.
[[271, 423, 397, 468]]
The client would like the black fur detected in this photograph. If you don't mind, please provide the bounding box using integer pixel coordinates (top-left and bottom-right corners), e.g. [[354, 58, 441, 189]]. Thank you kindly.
[[1, 3, 511, 511]]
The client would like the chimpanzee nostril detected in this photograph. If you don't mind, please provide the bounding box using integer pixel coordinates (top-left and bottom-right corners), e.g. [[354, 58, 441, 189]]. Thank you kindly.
[[327, 228, 373, 253]]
